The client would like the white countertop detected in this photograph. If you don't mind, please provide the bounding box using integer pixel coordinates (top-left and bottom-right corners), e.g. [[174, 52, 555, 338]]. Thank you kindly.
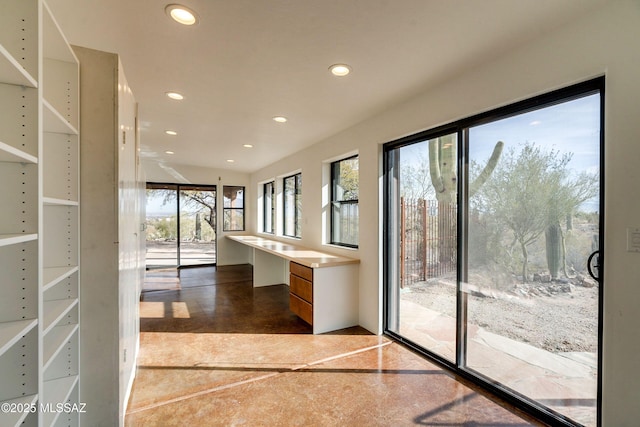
[[226, 235, 360, 268]]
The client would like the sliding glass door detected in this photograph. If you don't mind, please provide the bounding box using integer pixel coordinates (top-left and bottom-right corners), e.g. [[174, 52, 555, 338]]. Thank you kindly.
[[386, 132, 459, 363], [179, 186, 217, 266], [145, 183, 217, 268], [385, 79, 603, 427], [146, 184, 179, 268]]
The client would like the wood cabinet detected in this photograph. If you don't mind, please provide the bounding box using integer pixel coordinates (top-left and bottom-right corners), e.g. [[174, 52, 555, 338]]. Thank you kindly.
[[289, 262, 313, 325]]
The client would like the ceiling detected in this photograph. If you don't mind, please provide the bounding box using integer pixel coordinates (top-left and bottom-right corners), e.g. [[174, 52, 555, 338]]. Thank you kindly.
[[47, 0, 607, 173]]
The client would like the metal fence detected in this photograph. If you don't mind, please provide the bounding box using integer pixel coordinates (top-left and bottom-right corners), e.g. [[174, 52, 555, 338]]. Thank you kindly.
[[400, 198, 457, 287]]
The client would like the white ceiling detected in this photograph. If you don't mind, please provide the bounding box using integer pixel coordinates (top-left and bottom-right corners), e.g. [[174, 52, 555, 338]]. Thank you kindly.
[[47, 0, 607, 173]]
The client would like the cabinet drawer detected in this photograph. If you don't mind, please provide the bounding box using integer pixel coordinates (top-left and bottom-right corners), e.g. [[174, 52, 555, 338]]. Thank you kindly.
[[290, 293, 313, 325], [290, 262, 313, 282], [290, 274, 313, 303]]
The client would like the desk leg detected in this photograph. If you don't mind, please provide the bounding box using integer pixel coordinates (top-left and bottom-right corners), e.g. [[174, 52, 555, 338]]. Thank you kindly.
[[252, 249, 287, 287], [312, 265, 359, 334]]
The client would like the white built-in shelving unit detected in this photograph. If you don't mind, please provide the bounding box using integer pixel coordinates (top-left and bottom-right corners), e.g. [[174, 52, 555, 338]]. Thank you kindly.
[[1, 1, 80, 426]]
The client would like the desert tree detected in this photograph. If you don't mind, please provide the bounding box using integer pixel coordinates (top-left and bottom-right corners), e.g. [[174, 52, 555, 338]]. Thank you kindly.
[[471, 142, 598, 282]]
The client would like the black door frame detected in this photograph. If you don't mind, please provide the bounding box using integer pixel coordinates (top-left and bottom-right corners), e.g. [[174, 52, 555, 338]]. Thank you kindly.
[[146, 182, 218, 269], [383, 77, 605, 427]]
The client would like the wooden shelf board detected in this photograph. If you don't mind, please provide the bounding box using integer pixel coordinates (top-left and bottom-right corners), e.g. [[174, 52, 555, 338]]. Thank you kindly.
[[43, 266, 79, 293], [43, 197, 79, 207], [0, 319, 38, 357], [0, 141, 38, 164], [0, 394, 38, 427], [43, 99, 78, 135], [0, 233, 38, 248], [42, 375, 78, 426], [43, 324, 78, 371], [43, 3, 78, 64], [0, 44, 38, 88], [43, 298, 78, 335]]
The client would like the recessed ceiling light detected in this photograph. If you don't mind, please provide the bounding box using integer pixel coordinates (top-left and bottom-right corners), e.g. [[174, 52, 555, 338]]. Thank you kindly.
[[243, 144, 253, 148], [329, 64, 351, 77], [273, 116, 287, 123], [226, 159, 235, 163], [165, 130, 178, 136], [165, 150, 175, 155], [165, 4, 199, 26], [166, 91, 184, 100]]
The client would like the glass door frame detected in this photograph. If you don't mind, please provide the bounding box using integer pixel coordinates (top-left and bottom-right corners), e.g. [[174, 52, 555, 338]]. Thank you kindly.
[[383, 77, 605, 427], [146, 182, 218, 269]]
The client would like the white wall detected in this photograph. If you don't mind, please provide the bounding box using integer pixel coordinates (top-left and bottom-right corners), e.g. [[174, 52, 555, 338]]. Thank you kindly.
[[248, 1, 640, 425], [142, 160, 252, 265]]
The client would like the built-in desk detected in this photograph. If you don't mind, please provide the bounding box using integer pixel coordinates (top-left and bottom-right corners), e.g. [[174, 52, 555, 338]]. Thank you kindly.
[[226, 235, 360, 334]]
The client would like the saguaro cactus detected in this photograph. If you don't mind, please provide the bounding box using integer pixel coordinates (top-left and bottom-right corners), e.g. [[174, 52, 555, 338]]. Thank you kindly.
[[428, 136, 504, 200], [545, 221, 563, 280], [428, 135, 504, 265]]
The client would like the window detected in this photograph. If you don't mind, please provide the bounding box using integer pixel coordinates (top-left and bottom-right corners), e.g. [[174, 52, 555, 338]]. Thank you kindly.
[[283, 173, 302, 238], [263, 181, 275, 234], [223, 186, 244, 231], [331, 156, 359, 247]]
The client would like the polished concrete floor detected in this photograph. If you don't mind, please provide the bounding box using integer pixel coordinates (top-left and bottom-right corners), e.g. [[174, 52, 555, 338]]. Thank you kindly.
[[125, 265, 545, 426]]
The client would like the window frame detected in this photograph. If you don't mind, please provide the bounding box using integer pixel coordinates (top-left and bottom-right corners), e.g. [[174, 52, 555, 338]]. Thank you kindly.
[[283, 172, 302, 238], [262, 181, 275, 234], [330, 155, 359, 248], [383, 77, 605, 427], [222, 185, 245, 231], [145, 182, 218, 267]]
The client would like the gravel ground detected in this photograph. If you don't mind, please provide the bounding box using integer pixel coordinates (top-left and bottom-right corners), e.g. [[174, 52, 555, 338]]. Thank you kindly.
[[402, 276, 599, 353]]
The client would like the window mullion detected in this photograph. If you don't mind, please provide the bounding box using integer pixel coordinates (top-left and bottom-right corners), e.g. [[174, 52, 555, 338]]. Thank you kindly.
[[457, 127, 469, 369]]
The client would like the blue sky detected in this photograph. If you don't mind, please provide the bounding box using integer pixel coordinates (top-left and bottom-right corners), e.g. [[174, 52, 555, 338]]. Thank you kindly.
[[469, 94, 600, 175], [146, 190, 176, 217], [400, 93, 601, 211]]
